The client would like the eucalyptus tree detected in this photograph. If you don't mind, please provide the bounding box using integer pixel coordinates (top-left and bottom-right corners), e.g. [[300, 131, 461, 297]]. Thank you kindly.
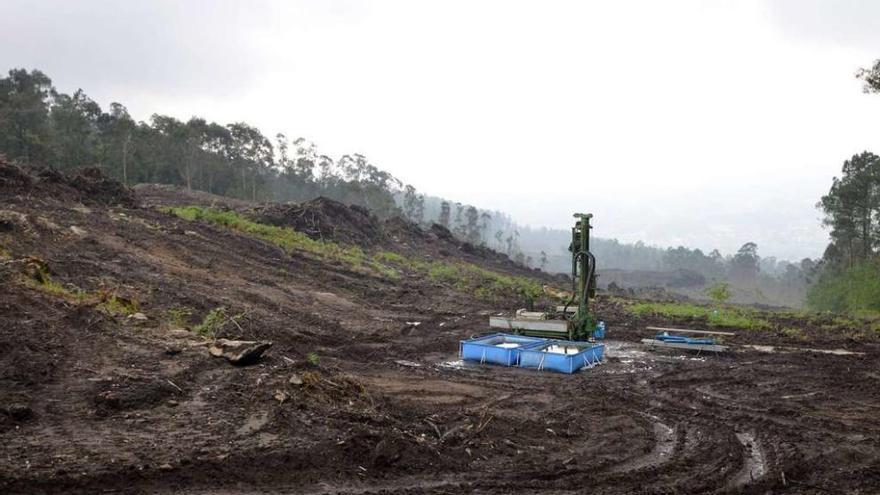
[[0, 69, 54, 163]]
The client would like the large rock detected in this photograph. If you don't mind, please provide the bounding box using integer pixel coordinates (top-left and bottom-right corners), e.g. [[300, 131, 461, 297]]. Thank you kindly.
[[208, 339, 273, 365]]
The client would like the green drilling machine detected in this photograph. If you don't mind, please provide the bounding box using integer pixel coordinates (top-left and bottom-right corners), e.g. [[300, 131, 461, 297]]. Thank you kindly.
[[489, 212, 602, 341]]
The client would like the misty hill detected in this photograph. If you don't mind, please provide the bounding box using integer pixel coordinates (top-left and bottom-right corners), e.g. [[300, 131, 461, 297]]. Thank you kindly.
[[0, 67, 811, 307], [2, 158, 878, 494]]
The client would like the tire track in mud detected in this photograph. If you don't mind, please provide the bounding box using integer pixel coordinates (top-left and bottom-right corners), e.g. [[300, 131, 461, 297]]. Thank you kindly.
[[423, 347, 743, 489], [163, 343, 874, 494], [414, 354, 752, 493], [644, 383, 777, 491], [728, 432, 767, 488], [607, 415, 676, 474], [585, 354, 777, 492]]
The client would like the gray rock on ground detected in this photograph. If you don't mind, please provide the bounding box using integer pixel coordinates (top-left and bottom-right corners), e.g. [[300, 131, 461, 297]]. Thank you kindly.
[[208, 339, 273, 365]]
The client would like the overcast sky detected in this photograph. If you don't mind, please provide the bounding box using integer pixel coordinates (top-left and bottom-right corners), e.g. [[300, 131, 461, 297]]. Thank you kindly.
[[4, 0, 880, 260]]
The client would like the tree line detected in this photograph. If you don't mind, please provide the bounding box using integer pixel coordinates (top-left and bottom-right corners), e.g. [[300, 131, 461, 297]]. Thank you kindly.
[[805, 61, 880, 313], [0, 68, 404, 217], [0, 68, 535, 256], [0, 66, 841, 309]]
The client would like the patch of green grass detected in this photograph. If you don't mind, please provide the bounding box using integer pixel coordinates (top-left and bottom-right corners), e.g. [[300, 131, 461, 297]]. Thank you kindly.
[[781, 327, 806, 340], [166, 206, 398, 279], [374, 251, 407, 264], [807, 260, 880, 313], [22, 264, 143, 317], [628, 301, 772, 331], [194, 307, 227, 339], [852, 309, 880, 320], [166, 206, 543, 301], [306, 352, 320, 367], [167, 306, 194, 328], [167, 206, 546, 303], [705, 281, 731, 304], [98, 295, 140, 316], [377, 252, 544, 302], [418, 260, 542, 302], [23, 270, 89, 303]]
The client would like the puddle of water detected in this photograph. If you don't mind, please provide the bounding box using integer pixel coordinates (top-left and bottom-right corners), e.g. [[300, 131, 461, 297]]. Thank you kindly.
[[439, 360, 464, 369], [495, 343, 520, 349], [743, 344, 863, 356], [603, 340, 649, 359], [610, 417, 675, 473], [673, 355, 706, 362], [747, 345, 776, 353], [545, 344, 583, 355], [729, 432, 766, 487], [599, 340, 656, 374], [435, 359, 486, 372]]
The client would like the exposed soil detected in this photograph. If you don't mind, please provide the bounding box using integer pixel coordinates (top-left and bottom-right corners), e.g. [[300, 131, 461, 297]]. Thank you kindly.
[[2, 163, 879, 494], [252, 198, 384, 247]]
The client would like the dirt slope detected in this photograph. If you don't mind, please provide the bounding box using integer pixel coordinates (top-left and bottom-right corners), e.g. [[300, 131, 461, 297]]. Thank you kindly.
[[2, 163, 880, 494]]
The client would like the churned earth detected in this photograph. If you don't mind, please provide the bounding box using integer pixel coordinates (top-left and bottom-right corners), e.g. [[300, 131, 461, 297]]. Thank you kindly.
[[1, 161, 878, 494]]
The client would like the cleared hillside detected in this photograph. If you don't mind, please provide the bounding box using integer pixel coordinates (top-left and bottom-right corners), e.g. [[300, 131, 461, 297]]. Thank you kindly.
[[1, 161, 879, 494]]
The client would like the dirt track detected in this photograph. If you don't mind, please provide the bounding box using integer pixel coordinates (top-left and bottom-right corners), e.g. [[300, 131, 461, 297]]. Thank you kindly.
[[2, 165, 879, 494]]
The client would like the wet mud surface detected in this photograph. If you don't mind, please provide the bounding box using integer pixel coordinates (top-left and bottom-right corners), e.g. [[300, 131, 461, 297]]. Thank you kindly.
[[2, 164, 880, 494]]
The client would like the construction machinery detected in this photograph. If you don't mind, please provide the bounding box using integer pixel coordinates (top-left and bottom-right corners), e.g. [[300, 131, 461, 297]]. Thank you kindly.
[[489, 213, 601, 341]]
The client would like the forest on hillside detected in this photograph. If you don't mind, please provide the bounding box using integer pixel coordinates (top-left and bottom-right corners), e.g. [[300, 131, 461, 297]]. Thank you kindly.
[[794, 60, 880, 315], [0, 67, 857, 309]]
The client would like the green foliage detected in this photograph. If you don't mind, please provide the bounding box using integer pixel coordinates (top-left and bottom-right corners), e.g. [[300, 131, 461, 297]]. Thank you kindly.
[[194, 307, 227, 339], [628, 301, 772, 331], [818, 152, 880, 268], [167, 206, 539, 301], [857, 59, 880, 93], [0, 68, 409, 214], [167, 306, 194, 328], [375, 251, 543, 302], [22, 266, 89, 303], [167, 206, 543, 301], [306, 352, 320, 367], [167, 206, 398, 278], [807, 260, 880, 313], [374, 251, 407, 264], [29, 276, 86, 301], [0, 69, 54, 163], [98, 295, 140, 316], [22, 268, 140, 316], [422, 260, 542, 302], [705, 281, 732, 304], [781, 327, 805, 340]]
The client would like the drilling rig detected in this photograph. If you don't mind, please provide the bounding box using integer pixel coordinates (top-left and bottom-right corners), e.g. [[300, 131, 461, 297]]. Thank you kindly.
[[489, 213, 602, 341]]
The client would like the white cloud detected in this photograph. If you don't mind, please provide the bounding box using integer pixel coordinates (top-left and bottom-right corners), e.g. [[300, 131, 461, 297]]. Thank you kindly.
[[2, 0, 878, 260]]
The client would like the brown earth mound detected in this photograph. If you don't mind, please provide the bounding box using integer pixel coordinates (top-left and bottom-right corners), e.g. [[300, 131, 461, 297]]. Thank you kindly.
[[132, 183, 253, 209], [251, 197, 385, 246], [0, 158, 135, 207]]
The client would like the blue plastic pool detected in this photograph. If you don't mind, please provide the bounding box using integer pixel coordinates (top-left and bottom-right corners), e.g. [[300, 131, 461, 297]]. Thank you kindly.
[[459, 333, 547, 366], [518, 341, 605, 374]]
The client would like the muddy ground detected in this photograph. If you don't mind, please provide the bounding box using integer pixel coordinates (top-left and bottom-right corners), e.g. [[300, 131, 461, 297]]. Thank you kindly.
[[1, 163, 879, 494]]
